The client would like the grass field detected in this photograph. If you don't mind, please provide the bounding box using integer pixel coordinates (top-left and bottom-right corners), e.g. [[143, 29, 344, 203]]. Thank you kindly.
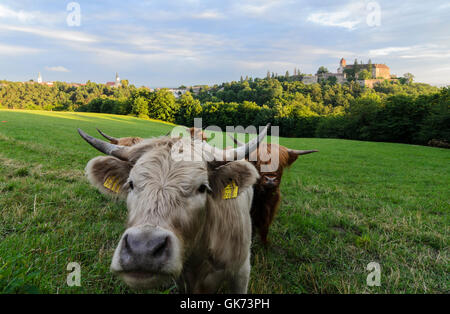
[[0, 109, 448, 294]]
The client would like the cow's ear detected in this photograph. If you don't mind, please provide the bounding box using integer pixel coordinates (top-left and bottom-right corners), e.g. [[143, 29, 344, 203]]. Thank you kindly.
[[116, 137, 142, 146], [287, 151, 299, 166], [85, 156, 132, 198], [208, 160, 259, 199]]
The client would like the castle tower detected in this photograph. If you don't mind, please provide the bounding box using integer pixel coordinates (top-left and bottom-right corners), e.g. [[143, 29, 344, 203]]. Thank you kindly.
[[37, 72, 42, 83], [337, 58, 346, 74]]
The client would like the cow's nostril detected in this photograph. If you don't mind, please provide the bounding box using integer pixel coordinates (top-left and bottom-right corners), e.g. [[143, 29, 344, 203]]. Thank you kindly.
[[119, 231, 172, 272], [123, 234, 131, 251], [124, 233, 170, 257], [150, 236, 169, 257]]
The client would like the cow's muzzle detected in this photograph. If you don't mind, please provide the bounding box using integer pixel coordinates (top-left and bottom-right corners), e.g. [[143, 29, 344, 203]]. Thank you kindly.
[[110, 225, 182, 289]]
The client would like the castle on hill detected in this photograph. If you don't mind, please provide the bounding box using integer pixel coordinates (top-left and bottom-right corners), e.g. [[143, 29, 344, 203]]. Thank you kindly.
[[338, 58, 390, 79], [302, 58, 392, 87]]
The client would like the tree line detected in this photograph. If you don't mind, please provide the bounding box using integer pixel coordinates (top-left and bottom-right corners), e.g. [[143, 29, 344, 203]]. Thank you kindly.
[[0, 77, 448, 145]]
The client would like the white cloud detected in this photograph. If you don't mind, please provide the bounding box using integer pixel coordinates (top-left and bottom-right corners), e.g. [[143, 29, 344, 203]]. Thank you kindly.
[[307, 12, 360, 30], [0, 43, 42, 55], [307, 47, 356, 58], [104, 28, 237, 60], [430, 65, 450, 73], [438, 3, 450, 9], [0, 24, 99, 43], [228, 42, 357, 76], [0, 4, 63, 25], [0, 4, 36, 23], [233, 0, 287, 17], [399, 52, 450, 59], [368, 45, 450, 60], [307, 2, 365, 30], [45, 66, 70, 72], [191, 10, 224, 19], [369, 47, 413, 56]]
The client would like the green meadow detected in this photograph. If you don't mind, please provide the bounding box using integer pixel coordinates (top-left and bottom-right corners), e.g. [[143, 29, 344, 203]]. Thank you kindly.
[[0, 109, 448, 293]]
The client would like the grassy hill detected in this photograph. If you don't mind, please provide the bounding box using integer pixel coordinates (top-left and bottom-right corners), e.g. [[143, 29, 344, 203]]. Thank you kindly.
[[0, 109, 448, 293]]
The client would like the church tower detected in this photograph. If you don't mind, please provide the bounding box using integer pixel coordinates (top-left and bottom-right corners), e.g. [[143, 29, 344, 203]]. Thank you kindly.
[[37, 72, 42, 83], [115, 72, 120, 87]]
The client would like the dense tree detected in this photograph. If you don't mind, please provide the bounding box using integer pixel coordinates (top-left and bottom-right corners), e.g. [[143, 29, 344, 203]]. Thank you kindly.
[[353, 59, 359, 75], [317, 66, 329, 75], [368, 59, 374, 79], [132, 96, 149, 118], [0, 76, 446, 145], [148, 89, 178, 122], [175, 92, 202, 126], [416, 87, 450, 143], [358, 69, 372, 80], [401, 73, 415, 85]]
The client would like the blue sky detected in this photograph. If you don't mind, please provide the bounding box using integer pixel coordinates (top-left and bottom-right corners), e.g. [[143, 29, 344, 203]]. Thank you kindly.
[[0, 0, 449, 87]]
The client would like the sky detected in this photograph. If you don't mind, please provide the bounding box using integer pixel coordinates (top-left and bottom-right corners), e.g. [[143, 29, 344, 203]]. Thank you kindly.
[[0, 0, 449, 87]]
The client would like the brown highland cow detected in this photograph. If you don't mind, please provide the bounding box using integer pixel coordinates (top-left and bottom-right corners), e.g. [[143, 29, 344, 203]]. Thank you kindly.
[[230, 136, 317, 245]]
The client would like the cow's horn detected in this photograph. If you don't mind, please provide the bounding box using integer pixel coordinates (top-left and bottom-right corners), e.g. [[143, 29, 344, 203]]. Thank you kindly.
[[96, 128, 118, 143], [227, 134, 245, 147], [78, 129, 129, 161], [287, 149, 319, 155], [224, 123, 270, 160]]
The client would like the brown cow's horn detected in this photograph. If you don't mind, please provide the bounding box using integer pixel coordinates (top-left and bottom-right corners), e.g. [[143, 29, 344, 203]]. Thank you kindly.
[[228, 130, 317, 156], [227, 134, 245, 147], [287, 149, 319, 155], [223, 123, 270, 160], [96, 128, 118, 142], [78, 128, 129, 161]]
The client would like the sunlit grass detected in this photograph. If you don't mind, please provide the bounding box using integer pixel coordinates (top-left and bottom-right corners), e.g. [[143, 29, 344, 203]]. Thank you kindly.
[[0, 109, 448, 293]]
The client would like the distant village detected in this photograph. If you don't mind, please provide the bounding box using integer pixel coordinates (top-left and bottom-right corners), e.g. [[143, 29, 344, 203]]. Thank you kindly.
[[6, 57, 397, 99], [12, 72, 198, 99]]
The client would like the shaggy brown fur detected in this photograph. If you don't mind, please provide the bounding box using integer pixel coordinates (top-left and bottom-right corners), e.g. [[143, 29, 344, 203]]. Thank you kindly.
[[247, 143, 315, 245], [113, 136, 142, 146], [189, 127, 208, 141]]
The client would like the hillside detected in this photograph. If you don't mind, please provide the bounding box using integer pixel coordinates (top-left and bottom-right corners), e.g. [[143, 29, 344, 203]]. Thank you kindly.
[[0, 110, 448, 293]]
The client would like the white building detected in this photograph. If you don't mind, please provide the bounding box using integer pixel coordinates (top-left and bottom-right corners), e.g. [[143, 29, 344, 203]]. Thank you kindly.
[[167, 88, 187, 99]]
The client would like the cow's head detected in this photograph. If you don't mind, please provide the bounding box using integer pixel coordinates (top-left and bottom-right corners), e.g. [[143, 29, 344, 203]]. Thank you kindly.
[[227, 135, 318, 189], [78, 126, 267, 289]]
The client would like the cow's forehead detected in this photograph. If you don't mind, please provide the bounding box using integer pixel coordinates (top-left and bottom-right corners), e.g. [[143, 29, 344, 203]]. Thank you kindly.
[[127, 136, 206, 161], [126, 144, 209, 227], [130, 145, 208, 188]]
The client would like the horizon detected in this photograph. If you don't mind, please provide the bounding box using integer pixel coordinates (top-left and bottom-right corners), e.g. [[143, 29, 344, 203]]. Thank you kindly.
[[0, 1, 449, 87]]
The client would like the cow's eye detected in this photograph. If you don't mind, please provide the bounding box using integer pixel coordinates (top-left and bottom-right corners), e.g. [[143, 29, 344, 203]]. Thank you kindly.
[[198, 184, 210, 193], [129, 181, 134, 190]]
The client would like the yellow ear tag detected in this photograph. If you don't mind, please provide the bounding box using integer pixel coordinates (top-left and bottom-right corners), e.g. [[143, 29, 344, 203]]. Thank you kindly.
[[103, 176, 121, 193], [222, 181, 239, 199]]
